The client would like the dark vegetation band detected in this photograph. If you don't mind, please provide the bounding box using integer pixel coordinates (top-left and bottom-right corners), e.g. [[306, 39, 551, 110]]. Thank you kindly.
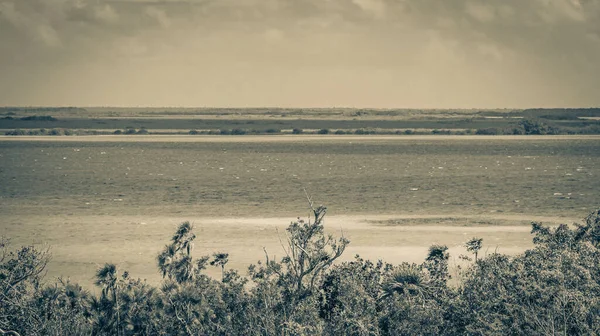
[[2, 107, 600, 136], [2, 205, 600, 335]]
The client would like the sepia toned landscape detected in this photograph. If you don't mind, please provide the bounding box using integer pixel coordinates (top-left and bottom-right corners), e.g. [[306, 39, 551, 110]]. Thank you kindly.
[[3, 0, 600, 334]]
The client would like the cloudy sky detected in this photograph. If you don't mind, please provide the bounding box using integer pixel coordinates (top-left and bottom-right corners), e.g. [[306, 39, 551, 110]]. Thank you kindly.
[[1, 0, 599, 108]]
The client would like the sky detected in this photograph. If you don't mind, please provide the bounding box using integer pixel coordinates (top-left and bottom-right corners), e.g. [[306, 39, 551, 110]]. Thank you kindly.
[[0, 0, 599, 108]]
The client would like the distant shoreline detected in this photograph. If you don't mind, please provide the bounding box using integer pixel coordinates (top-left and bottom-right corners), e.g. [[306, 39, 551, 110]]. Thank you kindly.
[[3, 107, 600, 135], [2, 134, 600, 142]]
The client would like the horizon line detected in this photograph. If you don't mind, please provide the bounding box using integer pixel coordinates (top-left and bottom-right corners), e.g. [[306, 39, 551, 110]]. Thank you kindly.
[[2, 106, 600, 110]]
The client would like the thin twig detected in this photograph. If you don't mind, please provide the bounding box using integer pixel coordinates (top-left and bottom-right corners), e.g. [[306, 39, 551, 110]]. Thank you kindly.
[[167, 295, 194, 336]]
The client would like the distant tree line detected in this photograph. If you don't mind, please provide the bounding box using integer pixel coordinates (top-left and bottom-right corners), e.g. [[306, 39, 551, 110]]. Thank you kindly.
[[1, 115, 58, 121], [21, 116, 58, 121], [3, 113, 600, 137], [5, 122, 600, 136], [2, 204, 600, 335], [0, 107, 86, 114]]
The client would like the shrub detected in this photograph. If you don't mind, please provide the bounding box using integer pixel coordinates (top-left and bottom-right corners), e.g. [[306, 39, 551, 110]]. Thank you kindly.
[[318, 128, 330, 134], [5, 129, 27, 135], [518, 118, 557, 135], [292, 128, 303, 134], [231, 128, 246, 135], [0, 238, 53, 335], [2, 206, 600, 335], [354, 128, 376, 135], [510, 127, 525, 135], [321, 256, 386, 335], [475, 128, 499, 135]]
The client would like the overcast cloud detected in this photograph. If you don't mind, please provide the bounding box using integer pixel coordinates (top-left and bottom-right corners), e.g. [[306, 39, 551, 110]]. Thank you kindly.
[[1, 0, 599, 108]]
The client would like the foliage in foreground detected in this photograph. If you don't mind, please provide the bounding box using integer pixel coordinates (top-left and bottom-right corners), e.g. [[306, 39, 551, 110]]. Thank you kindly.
[[2, 208, 600, 335]]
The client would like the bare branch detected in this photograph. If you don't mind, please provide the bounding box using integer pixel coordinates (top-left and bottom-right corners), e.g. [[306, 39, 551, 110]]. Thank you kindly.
[[262, 247, 270, 265], [167, 295, 194, 336], [0, 328, 20, 336], [276, 228, 296, 272], [303, 188, 314, 212]]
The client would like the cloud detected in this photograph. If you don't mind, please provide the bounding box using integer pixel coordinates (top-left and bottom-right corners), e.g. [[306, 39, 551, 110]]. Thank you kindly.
[[0, 1, 55, 46], [36, 24, 62, 47], [465, 2, 496, 22], [352, 0, 386, 18], [94, 3, 119, 23], [145, 6, 170, 28], [0, 0, 599, 107]]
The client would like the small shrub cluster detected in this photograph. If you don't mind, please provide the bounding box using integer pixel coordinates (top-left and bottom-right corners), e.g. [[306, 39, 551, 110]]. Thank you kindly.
[[5, 128, 75, 136], [431, 129, 452, 135], [179, 120, 600, 137], [4, 129, 28, 136], [355, 128, 376, 135], [264, 128, 280, 134], [475, 127, 501, 135], [2, 206, 600, 335], [195, 128, 283, 135], [114, 127, 149, 135]]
